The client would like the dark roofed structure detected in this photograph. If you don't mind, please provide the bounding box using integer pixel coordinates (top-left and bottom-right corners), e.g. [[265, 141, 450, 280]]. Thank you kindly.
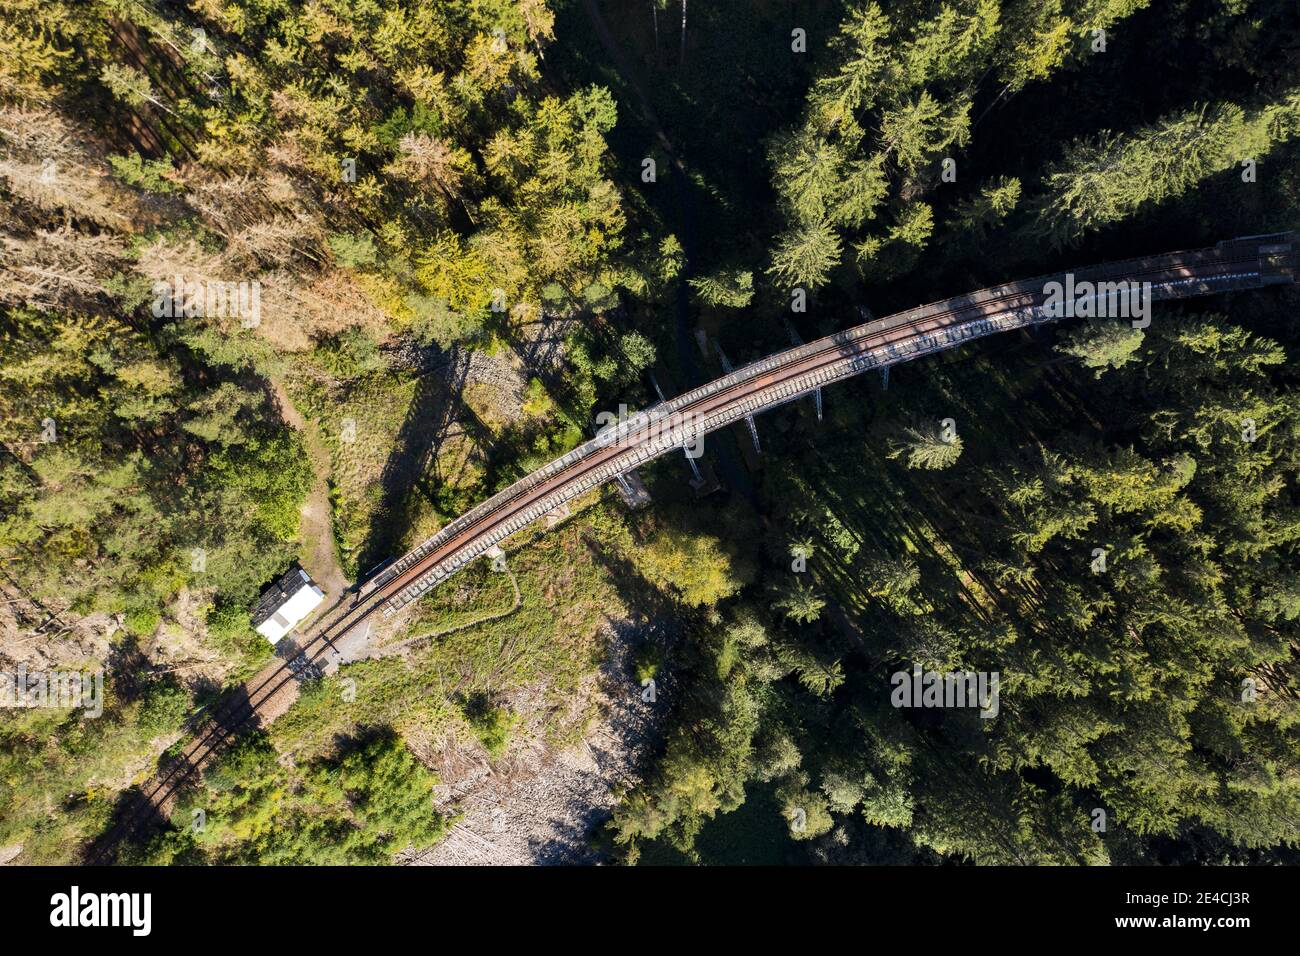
[[252, 567, 325, 643]]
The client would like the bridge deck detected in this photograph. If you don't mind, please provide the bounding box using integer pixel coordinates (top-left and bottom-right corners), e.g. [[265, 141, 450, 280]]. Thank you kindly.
[[370, 233, 1297, 613]]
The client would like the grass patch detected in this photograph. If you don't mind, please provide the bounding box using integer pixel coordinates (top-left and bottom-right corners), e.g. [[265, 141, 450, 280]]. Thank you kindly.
[[271, 498, 630, 763]]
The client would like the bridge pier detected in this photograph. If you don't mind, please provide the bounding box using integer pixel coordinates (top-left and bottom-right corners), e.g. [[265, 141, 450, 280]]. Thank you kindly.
[[784, 321, 823, 422], [694, 328, 710, 358], [652, 370, 721, 492], [649, 372, 668, 404], [685, 450, 720, 496], [614, 470, 652, 509], [685, 451, 703, 483], [714, 342, 762, 454]]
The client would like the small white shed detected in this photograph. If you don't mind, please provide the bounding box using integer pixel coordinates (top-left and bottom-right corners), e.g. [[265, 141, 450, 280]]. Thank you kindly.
[[252, 568, 325, 643]]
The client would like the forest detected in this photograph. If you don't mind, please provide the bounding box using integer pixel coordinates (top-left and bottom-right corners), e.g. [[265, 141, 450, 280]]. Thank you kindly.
[[0, 0, 1298, 866]]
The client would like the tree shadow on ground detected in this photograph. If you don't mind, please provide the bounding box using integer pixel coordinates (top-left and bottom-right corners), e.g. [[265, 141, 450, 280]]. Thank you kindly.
[[357, 352, 503, 574], [82, 678, 256, 864]]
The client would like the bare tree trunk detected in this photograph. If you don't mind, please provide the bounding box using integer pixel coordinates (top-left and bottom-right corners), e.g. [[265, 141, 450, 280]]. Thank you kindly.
[[651, 2, 659, 57], [680, 0, 687, 65]]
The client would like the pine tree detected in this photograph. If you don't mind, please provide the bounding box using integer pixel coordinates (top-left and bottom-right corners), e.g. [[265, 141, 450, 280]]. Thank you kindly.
[[773, 580, 827, 624], [1030, 88, 1300, 247], [890, 422, 964, 470], [1056, 317, 1145, 375], [688, 268, 753, 308], [768, 217, 842, 289]]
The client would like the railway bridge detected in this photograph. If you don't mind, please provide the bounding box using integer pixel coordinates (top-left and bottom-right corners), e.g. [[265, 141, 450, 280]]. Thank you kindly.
[[368, 232, 1297, 614]]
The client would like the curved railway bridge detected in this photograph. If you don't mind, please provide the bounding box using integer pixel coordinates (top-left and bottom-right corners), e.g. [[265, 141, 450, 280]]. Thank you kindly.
[[370, 231, 1297, 614], [89, 232, 1298, 859]]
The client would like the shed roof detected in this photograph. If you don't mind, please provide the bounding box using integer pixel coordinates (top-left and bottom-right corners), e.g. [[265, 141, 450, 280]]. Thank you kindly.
[[251, 567, 318, 627]]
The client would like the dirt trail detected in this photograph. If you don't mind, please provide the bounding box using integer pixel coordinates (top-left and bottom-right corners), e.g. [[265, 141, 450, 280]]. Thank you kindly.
[[270, 379, 351, 599]]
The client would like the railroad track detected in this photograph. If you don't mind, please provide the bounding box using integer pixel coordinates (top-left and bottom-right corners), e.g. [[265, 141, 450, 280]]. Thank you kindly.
[[370, 233, 1296, 611], [88, 232, 1296, 862]]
